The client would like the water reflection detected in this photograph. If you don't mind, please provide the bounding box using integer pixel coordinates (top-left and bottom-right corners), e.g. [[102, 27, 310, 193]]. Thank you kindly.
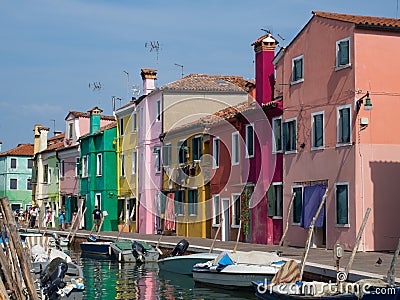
[[70, 249, 256, 299]]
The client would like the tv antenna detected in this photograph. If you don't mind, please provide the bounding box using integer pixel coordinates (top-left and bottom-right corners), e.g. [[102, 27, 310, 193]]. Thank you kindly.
[[131, 85, 140, 98], [174, 63, 184, 78], [145, 41, 161, 65], [89, 82, 102, 91], [261, 28, 271, 34], [123, 70, 129, 101]]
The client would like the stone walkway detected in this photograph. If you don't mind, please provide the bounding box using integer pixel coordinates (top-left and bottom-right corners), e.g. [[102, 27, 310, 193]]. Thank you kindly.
[[48, 229, 399, 283]]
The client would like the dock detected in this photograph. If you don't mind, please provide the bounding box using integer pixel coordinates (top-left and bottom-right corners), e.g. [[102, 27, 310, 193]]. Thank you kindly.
[[46, 228, 399, 284]]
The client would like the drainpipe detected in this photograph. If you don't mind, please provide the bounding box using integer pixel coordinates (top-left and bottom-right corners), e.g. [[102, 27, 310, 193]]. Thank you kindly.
[[358, 122, 366, 251]]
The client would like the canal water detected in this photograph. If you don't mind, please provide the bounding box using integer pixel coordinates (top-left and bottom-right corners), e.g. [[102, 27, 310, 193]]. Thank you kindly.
[[68, 246, 258, 300]]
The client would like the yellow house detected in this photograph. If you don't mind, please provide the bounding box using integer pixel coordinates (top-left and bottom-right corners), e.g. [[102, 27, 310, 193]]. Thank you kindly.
[[115, 100, 138, 232], [161, 120, 211, 238]]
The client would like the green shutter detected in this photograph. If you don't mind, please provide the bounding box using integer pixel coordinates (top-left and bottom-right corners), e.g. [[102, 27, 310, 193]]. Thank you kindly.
[[31, 166, 38, 184], [336, 185, 348, 224], [314, 114, 323, 147], [247, 125, 254, 156], [267, 185, 276, 217], [293, 187, 302, 223], [339, 40, 349, 65], [283, 122, 289, 152], [340, 108, 350, 143]]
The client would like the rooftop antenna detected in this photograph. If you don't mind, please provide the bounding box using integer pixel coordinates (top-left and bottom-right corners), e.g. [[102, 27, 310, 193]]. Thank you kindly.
[[89, 81, 103, 105], [123, 70, 129, 102], [397, 0, 399, 18], [174, 63, 184, 78], [261, 28, 271, 34], [145, 41, 161, 67], [50, 119, 61, 136], [131, 85, 140, 99]]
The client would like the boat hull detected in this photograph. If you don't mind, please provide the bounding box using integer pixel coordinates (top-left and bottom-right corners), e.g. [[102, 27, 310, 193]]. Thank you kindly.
[[80, 242, 112, 256], [158, 253, 218, 275]]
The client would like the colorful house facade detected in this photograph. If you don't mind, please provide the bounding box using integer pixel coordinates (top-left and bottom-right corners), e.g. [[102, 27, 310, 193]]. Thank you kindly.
[[0, 143, 34, 211], [115, 100, 138, 232], [79, 107, 118, 232], [137, 68, 252, 234], [274, 11, 400, 251]]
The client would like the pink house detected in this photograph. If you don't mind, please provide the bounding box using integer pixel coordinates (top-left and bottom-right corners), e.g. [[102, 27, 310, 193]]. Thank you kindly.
[[274, 11, 400, 251]]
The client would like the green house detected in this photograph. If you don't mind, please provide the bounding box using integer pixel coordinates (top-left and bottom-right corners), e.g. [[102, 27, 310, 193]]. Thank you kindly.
[[0, 143, 34, 211], [80, 107, 118, 231]]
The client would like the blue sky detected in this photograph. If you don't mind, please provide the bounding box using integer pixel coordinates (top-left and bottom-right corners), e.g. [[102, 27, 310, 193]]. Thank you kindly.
[[0, 0, 398, 151]]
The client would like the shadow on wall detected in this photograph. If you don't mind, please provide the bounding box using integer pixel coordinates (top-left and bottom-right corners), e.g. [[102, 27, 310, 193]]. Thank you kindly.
[[369, 161, 400, 251]]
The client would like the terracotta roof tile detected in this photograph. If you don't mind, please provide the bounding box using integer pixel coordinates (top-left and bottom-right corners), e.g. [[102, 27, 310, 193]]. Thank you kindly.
[[313, 11, 400, 29], [160, 74, 254, 93], [67, 111, 115, 121], [80, 121, 117, 139], [0, 144, 34, 157], [44, 141, 65, 152]]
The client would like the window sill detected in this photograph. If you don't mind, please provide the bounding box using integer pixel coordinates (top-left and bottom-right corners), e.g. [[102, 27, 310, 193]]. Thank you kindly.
[[212, 165, 219, 169], [284, 150, 297, 155], [232, 162, 240, 166], [245, 155, 254, 159], [120, 176, 126, 178], [311, 146, 325, 151], [335, 224, 350, 228], [290, 79, 304, 85], [335, 64, 351, 71], [231, 224, 240, 229], [292, 222, 301, 226], [212, 224, 220, 228], [272, 216, 283, 220], [177, 214, 184, 217], [336, 143, 352, 148], [272, 150, 283, 154], [96, 174, 102, 177], [189, 214, 197, 217]]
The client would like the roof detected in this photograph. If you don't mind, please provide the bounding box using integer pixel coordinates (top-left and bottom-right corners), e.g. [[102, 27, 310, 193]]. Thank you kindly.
[[65, 111, 115, 121], [313, 11, 400, 29], [0, 143, 34, 157], [159, 74, 254, 93], [80, 121, 117, 139]]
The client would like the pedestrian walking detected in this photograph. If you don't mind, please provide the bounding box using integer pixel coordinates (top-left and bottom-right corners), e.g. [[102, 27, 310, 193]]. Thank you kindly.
[[92, 205, 102, 232]]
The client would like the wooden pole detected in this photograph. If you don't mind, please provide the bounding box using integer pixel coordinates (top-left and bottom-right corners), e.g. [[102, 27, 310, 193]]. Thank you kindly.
[[0, 277, 11, 300], [233, 219, 242, 253], [299, 189, 328, 281], [70, 207, 87, 244], [344, 207, 371, 278], [209, 222, 222, 253], [278, 192, 296, 249], [0, 246, 19, 300], [116, 222, 128, 242], [387, 238, 400, 286], [96, 215, 106, 239], [66, 204, 83, 241], [0, 197, 39, 300]]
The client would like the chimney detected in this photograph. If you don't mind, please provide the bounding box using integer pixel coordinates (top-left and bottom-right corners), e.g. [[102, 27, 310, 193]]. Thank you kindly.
[[33, 125, 50, 155], [252, 34, 278, 104], [141, 68, 157, 95], [88, 106, 103, 134]]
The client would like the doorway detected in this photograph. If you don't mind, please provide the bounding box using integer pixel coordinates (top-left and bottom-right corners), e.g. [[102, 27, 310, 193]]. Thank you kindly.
[[221, 198, 230, 241]]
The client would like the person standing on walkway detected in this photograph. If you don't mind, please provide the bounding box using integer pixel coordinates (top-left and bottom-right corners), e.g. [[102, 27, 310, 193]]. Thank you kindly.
[[92, 205, 102, 232], [58, 209, 65, 230]]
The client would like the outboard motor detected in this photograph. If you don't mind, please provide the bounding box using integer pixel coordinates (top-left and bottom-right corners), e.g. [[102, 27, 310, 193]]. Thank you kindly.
[[40, 257, 68, 300], [170, 239, 189, 257], [132, 241, 147, 263]]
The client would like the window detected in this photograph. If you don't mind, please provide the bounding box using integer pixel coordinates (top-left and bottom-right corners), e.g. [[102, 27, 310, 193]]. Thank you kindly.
[[292, 186, 303, 224], [312, 111, 324, 149], [10, 178, 17, 190], [119, 118, 124, 136], [178, 140, 188, 165], [292, 55, 304, 83], [10, 158, 17, 169], [27, 159, 33, 169], [60, 160, 65, 178], [336, 183, 349, 225], [75, 157, 80, 177], [267, 183, 283, 218], [188, 189, 198, 215], [68, 123, 73, 139], [336, 37, 350, 68], [120, 153, 125, 177], [154, 147, 161, 173], [272, 117, 282, 153], [246, 124, 254, 158], [192, 136, 202, 161], [283, 118, 297, 152], [48, 168, 52, 184], [175, 190, 185, 215], [156, 101, 161, 122], [232, 131, 240, 165], [212, 137, 220, 168], [212, 194, 220, 225], [43, 165, 49, 183], [96, 153, 102, 176], [232, 194, 241, 226], [95, 193, 101, 207], [162, 144, 172, 167], [132, 150, 137, 175], [81, 156, 88, 178], [27, 178, 32, 190], [337, 105, 351, 144], [132, 112, 137, 132]]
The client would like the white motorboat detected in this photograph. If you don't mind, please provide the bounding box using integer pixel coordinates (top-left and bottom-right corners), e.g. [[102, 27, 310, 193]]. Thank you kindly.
[[192, 251, 284, 288], [158, 252, 219, 275]]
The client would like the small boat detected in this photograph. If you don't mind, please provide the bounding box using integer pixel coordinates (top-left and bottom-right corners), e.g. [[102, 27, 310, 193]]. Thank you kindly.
[[192, 251, 284, 288], [131, 240, 160, 263], [79, 241, 112, 256], [110, 241, 136, 262], [158, 239, 219, 275]]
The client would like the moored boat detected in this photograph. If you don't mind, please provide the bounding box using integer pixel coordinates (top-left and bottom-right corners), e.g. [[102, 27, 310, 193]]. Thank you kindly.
[[80, 241, 112, 256], [132, 240, 160, 263], [110, 241, 135, 262], [158, 252, 219, 275]]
